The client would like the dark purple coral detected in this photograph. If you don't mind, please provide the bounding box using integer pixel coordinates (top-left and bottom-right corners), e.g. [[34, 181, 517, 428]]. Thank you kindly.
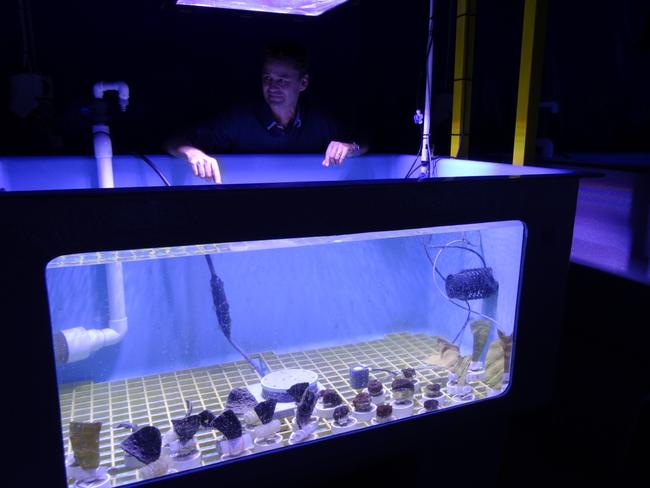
[[172, 415, 201, 443], [333, 405, 350, 423], [121, 426, 162, 465], [352, 392, 373, 412], [254, 399, 277, 425], [423, 399, 439, 411], [210, 410, 243, 440], [225, 387, 258, 415], [391, 378, 415, 392], [198, 409, 215, 428], [376, 404, 393, 419], [367, 379, 383, 396], [296, 389, 318, 429], [288, 382, 310, 403], [320, 389, 343, 409], [424, 383, 441, 395], [402, 368, 416, 379]]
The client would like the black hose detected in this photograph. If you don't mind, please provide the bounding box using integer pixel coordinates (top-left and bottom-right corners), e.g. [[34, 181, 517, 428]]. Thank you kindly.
[[135, 154, 172, 187], [135, 156, 267, 377]]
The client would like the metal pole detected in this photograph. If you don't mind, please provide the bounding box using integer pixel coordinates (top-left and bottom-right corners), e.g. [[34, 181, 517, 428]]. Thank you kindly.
[[419, 0, 435, 179]]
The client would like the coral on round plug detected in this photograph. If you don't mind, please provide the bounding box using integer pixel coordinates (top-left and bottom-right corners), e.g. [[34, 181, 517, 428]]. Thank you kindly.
[[423, 382, 442, 399], [319, 388, 343, 409], [333, 406, 351, 426], [121, 426, 163, 465], [352, 392, 373, 412], [211, 410, 243, 440], [422, 399, 439, 411], [367, 379, 384, 397], [376, 404, 393, 422], [391, 378, 415, 403]]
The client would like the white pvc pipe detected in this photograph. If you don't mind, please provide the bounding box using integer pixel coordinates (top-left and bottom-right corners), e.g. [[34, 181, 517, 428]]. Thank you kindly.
[[57, 81, 131, 363], [104, 260, 128, 346], [93, 82, 129, 352], [93, 123, 114, 188]]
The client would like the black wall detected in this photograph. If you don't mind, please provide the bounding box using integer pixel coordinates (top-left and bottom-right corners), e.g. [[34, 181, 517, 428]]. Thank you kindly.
[[1, 1, 649, 158], [0, 0, 436, 155]]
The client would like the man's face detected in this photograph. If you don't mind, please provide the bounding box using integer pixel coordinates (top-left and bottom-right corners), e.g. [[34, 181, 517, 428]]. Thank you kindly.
[[262, 60, 309, 110]]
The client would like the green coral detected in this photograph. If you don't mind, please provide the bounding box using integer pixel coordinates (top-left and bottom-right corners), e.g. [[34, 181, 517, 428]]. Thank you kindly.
[[470, 320, 492, 361], [452, 355, 472, 385], [482, 340, 505, 389]]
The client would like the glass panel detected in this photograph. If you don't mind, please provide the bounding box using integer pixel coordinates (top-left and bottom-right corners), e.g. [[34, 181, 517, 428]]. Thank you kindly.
[[47, 220, 524, 486]]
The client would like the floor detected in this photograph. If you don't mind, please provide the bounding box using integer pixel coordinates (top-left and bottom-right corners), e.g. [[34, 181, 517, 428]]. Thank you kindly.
[[544, 152, 649, 285]]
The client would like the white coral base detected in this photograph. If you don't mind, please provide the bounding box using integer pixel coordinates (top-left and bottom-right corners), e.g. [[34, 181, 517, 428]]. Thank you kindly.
[[171, 450, 202, 471], [391, 400, 414, 419], [351, 403, 377, 422], [73, 475, 111, 488], [330, 416, 359, 434], [253, 433, 284, 453], [314, 402, 338, 419], [219, 434, 253, 460]]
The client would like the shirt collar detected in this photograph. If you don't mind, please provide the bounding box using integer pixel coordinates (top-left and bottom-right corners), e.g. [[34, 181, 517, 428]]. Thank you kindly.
[[264, 106, 302, 131]]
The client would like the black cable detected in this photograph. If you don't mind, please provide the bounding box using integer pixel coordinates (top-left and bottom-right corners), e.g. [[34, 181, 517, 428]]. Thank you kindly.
[[135, 153, 267, 377], [406, 154, 444, 180], [205, 253, 216, 274], [135, 154, 172, 187], [426, 244, 487, 267], [451, 301, 472, 344], [423, 238, 476, 343], [430, 153, 441, 178], [404, 142, 423, 179], [423, 237, 498, 344], [406, 164, 420, 179]]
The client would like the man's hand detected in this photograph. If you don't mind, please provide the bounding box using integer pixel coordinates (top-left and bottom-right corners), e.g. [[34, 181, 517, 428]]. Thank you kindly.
[[178, 146, 222, 184], [322, 141, 360, 167]]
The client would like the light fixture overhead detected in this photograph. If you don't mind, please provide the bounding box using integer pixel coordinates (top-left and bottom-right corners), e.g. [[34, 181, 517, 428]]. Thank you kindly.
[[175, 0, 349, 16]]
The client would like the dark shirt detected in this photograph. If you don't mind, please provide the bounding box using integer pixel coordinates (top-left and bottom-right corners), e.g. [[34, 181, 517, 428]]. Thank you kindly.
[[183, 102, 349, 154]]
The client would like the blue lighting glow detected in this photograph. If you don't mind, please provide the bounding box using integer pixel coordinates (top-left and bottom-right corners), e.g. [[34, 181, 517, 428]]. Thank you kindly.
[[175, 0, 349, 16]]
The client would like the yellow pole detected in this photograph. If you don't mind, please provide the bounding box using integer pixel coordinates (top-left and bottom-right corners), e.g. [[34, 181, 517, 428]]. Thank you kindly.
[[513, 0, 548, 165], [450, 0, 476, 159]]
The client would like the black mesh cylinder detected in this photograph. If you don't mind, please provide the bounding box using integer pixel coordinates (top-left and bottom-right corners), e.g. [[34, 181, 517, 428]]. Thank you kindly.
[[445, 267, 499, 301]]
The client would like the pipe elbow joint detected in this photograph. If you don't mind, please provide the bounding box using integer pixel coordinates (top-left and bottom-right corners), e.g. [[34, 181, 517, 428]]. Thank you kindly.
[[105, 317, 128, 346], [55, 322, 128, 363], [93, 81, 130, 111], [57, 327, 106, 363]]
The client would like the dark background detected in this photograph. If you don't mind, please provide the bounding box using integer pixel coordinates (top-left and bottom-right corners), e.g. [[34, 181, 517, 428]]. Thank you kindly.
[[1, 1, 648, 158]]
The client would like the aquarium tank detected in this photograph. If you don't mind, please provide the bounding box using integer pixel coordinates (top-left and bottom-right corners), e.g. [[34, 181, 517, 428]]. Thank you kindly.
[[48, 220, 524, 487]]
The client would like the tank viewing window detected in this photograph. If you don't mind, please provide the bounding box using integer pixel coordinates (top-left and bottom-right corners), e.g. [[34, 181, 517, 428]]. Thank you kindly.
[[47, 220, 525, 487]]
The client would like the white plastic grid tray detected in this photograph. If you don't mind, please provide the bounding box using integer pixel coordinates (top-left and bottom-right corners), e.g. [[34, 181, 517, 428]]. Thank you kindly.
[[59, 332, 491, 486]]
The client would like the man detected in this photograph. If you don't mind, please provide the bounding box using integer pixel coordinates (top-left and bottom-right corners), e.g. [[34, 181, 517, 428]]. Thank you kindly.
[[166, 42, 366, 183]]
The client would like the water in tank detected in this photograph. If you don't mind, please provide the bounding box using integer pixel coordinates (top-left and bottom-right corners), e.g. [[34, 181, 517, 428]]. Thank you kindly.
[[47, 220, 524, 487]]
